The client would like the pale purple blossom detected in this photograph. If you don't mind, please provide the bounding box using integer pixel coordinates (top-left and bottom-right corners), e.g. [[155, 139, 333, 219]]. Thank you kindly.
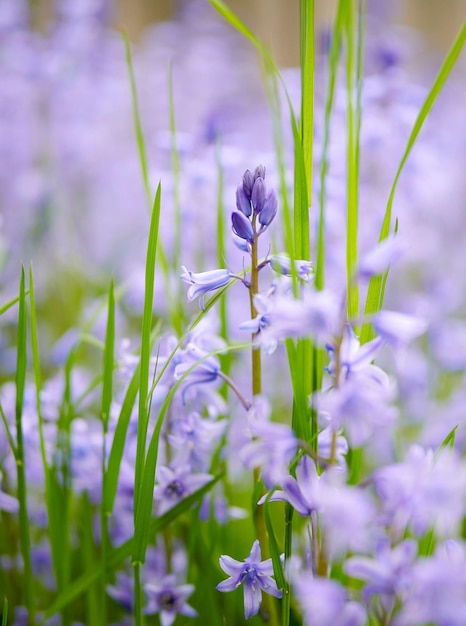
[[239, 396, 297, 488], [372, 310, 428, 348], [144, 575, 197, 626], [217, 539, 282, 619], [345, 538, 417, 611], [153, 465, 213, 515], [269, 254, 314, 281], [293, 574, 366, 626]]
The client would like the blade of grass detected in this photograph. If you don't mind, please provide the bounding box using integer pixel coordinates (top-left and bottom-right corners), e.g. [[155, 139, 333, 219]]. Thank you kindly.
[[133, 183, 162, 626], [39, 475, 222, 623], [2, 598, 8, 626], [134, 183, 162, 513], [361, 19, 466, 343], [344, 0, 360, 322], [15, 266, 36, 625], [100, 279, 115, 623]]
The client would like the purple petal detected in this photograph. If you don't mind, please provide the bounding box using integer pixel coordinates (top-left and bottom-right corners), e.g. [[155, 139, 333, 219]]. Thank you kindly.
[[243, 581, 262, 619]]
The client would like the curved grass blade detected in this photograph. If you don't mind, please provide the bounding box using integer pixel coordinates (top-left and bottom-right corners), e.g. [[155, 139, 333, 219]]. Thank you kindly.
[[361, 19, 466, 343]]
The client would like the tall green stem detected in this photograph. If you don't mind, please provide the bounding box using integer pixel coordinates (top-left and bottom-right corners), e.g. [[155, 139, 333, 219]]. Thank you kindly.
[[249, 227, 278, 626]]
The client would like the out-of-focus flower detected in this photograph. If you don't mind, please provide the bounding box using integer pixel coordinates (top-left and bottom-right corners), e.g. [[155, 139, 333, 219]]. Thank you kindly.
[[293, 573, 366, 626], [345, 538, 417, 611], [216, 539, 282, 619], [269, 255, 314, 281], [144, 574, 197, 626], [372, 310, 428, 348], [153, 465, 213, 515]]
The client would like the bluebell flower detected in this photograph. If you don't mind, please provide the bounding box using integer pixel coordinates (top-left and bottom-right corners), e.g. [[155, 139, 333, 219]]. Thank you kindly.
[[239, 396, 297, 488], [395, 541, 466, 626], [269, 254, 314, 281], [153, 465, 213, 515], [259, 454, 322, 516], [293, 573, 366, 626], [251, 176, 266, 214], [180, 266, 231, 310], [217, 539, 282, 619], [345, 538, 417, 611], [325, 324, 384, 382], [372, 310, 428, 348], [144, 574, 197, 626]]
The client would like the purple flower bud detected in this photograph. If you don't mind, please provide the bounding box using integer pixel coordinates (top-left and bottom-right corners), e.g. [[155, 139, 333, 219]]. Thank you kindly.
[[253, 164, 266, 180], [242, 169, 254, 200], [236, 185, 252, 217], [231, 211, 254, 243], [258, 189, 277, 226], [251, 177, 266, 214]]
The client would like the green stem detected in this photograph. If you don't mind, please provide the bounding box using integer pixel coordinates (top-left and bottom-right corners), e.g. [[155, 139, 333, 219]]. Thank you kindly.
[[249, 231, 279, 626]]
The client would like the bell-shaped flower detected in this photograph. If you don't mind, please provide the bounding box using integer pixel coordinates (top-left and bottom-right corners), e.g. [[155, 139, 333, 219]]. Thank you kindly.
[[180, 266, 231, 310], [372, 310, 428, 348], [269, 255, 314, 281], [216, 539, 282, 619], [357, 235, 405, 280], [260, 454, 322, 516]]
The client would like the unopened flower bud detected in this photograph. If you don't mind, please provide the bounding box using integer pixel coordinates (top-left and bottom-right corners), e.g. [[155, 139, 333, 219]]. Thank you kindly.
[[236, 185, 252, 217], [251, 177, 266, 214], [231, 211, 254, 242], [258, 189, 277, 226]]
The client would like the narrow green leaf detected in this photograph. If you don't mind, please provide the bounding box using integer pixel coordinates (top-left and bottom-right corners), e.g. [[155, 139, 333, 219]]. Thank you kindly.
[[101, 279, 115, 432], [2, 597, 8, 626], [263, 497, 286, 590], [15, 266, 36, 624], [0, 293, 22, 316], [134, 183, 162, 513], [361, 20, 466, 343], [39, 476, 222, 622], [300, 0, 314, 219], [316, 0, 345, 290], [103, 361, 140, 515], [344, 0, 359, 321]]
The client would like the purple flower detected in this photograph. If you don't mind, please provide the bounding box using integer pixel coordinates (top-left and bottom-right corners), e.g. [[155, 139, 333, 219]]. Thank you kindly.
[[144, 574, 197, 626], [357, 235, 405, 280], [153, 465, 213, 515], [325, 324, 384, 382], [217, 539, 282, 619], [394, 541, 466, 626], [345, 538, 417, 611], [293, 573, 366, 626], [270, 255, 314, 281], [180, 266, 231, 310], [239, 396, 297, 488], [372, 310, 428, 348], [260, 455, 322, 516]]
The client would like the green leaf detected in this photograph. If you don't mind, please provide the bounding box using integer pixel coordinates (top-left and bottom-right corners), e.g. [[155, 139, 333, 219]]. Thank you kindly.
[[263, 497, 286, 590], [39, 476, 222, 623], [361, 20, 466, 343], [101, 279, 115, 432], [134, 183, 162, 512], [2, 597, 8, 626], [15, 266, 36, 623]]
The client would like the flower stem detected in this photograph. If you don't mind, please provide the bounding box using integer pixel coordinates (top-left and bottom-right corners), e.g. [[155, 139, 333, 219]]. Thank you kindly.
[[249, 229, 279, 626]]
